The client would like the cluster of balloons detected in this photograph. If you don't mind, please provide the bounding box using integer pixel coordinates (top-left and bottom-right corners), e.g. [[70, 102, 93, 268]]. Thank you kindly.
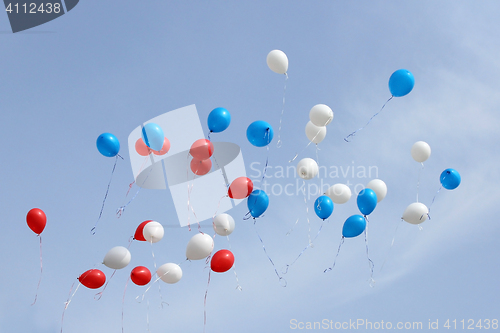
[[189, 139, 214, 175], [306, 104, 334, 144]]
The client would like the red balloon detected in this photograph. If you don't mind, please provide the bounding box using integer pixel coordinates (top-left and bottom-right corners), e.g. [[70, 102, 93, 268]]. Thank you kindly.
[[152, 137, 171, 156], [211, 249, 235, 273], [78, 269, 106, 289], [134, 220, 151, 241], [190, 158, 212, 175], [131, 266, 152, 286], [189, 139, 214, 160], [135, 138, 152, 156], [26, 208, 46, 235], [228, 177, 253, 199]]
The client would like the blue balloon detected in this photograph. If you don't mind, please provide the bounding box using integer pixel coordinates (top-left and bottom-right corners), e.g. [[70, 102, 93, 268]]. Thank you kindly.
[[440, 168, 461, 190], [388, 69, 415, 97], [247, 190, 269, 218], [96, 133, 120, 157], [141, 123, 164, 151], [357, 188, 377, 216], [246, 121, 274, 147], [314, 195, 334, 220], [207, 107, 231, 133], [342, 215, 366, 238]]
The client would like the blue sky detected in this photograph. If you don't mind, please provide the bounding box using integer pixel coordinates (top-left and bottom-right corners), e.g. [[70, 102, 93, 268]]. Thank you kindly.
[[1, 1, 499, 332]]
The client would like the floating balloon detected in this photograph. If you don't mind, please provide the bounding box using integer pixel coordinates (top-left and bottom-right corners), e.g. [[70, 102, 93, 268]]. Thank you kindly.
[[246, 120, 274, 147], [366, 179, 387, 203], [152, 137, 171, 156], [342, 215, 366, 238], [309, 104, 333, 127], [135, 138, 151, 156], [247, 190, 269, 218], [228, 177, 253, 199], [190, 139, 214, 160], [208, 107, 231, 133], [142, 221, 164, 243], [388, 69, 415, 97], [297, 158, 319, 180], [411, 141, 431, 163], [134, 220, 151, 241], [314, 195, 334, 220], [325, 184, 352, 204], [211, 250, 235, 273], [266, 49, 288, 74], [103, 246, 131, 270], [357, 188, 377, 216], [190, 158, 212, 175], [157, 263, 182, 284], [131, 266, 151, 286], [213, 213, 235, 236], [78, 269, 106, 289], [440, 168, 461, 190], [26, 208, 46, 235], [402, 202, 429, 224], [96, 133, 120, 157], [141, 123, 164, 151], [305, 121, 327, 144], [186, 233, 214, 260]]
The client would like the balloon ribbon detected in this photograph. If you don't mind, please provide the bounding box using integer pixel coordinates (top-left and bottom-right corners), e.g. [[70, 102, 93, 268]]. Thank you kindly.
[[344, 96, 393, 142]]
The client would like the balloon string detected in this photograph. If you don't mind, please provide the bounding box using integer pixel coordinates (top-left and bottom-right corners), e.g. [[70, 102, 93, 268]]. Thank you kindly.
[[416, 162, 424, 202], [226, 235, 242, 290], [60, 281, 81, 333], [324, 236, 345, 273], [135, 270, 171, 304], [149, 242, 167, 306], [116, 160, 154, 218], [379, 218, 402, 273], [302, 180, 312, 246], [283, 218, 327, 274], [276, 73, 288, 148], [253, 219, 287, 287], [203, 269, 212, 333], [91, 155, 121, 234], [285, 218, 300, 236], [427, 173, 447, 219], [94, 269, 117, 300], [31, 235, 43, 305], [121, 276, 130, 333], [289, 115, 332, 163], [344, 96, 394, 142], [364, 217, 375, 287]]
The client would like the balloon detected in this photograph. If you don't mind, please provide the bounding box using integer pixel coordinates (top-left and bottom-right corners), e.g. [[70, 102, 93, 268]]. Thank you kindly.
[[142, 221, 164, 243], [342, 215, 366, 238], [189, 139, 214, 160], [134, 220, 151, 241], [247, 190, 269, 218], [309, 104, 333, 127], [366, 179, 387, 203], [402, 202, 429, 224], [103, 246, 131, 270], [152, 137, 171, 156], [135, 138, 151, 156], [213, 213, 235, 236], [157, 263, 182, 284], [190, 158, 212, 175], [357, 188, 377, 216], [26, 208, 46, 235], [297, 158, 319, 180], [305, 121, 327, 144], [411, 141, 431, 163], [208, 107, 231, 133], [325, 184, 352, 204], [96, 133, 120, 157], [246, 120, 274, 147], [314, 195, 334, 220], [388, 69, 415, 97], [141, 123, 164, 151], [211, 249, 235, 273], [78, 269, 106, 289], [131, 266, 151, 286], [228, 177, 253, 199], [186, 233, 214, 260], [266, 49, 288, 74], [440, 168, 461, 190]]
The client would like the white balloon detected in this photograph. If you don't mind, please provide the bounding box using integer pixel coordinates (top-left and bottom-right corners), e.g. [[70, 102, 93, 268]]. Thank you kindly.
[[143, 221, 164, 243], [186, 233, 214, 260], [309, 104, 333, 127], [305, 121, 327, 144], [213, 213, 235, 236], [157, 263, 182, 284], [411, 141, 431, 163], [366, 179, 387, 203], [266, 49, 288, 74], [103, 246, 131, 270], [296, 158, 319, 180], [325, 184, 351, 204], [402, 202, 429, 224]]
